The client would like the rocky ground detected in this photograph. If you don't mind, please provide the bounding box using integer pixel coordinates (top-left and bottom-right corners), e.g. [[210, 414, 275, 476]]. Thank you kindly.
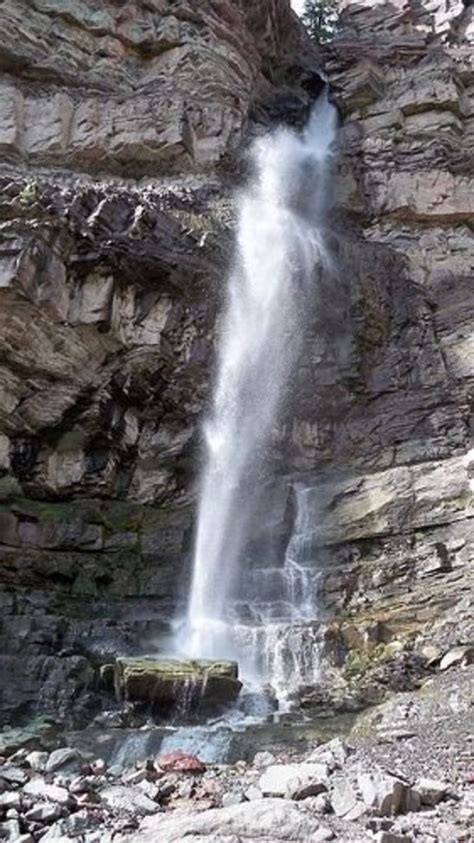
[[0, 660, 472, 843]]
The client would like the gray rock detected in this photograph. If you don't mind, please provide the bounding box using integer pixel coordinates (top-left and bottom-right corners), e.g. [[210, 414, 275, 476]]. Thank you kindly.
[[40, 809, 103, 841], [26, 751, 49, 772], [56, 810, 95, 835], [305, 793, 332, 814], [94, 711, 124, 729], [244, 785, 263, 801], [0, 720, 57, 757], [122, 768, 148, 785], [221, 791, 245, 808], [313, 828, 335, 842], [413, 778, 449, 806], [133, 798, 324, 842], [0, 790, 22, 810], [106, 764, 124, 779], [84, 833, 113, 843], [0, 818, 23, 840], [375, 834, 412, 843], [41, 827, 76, 843], [439, 646, 474, 671], [252, 751, 277, 768], [8, 750, 29, 766], [358, 770, 406, 816], [69, 775, 101, 795], [1, 766, 29, 786], [99, 785, 160, 816], [331, 778, 365, 820], [154, 777, 178, 802], [25, 801, 62, 823], [308, 738, 350, 770], [287, 778, 327, 802], [402, 788, 421, 813], [90, 759, 106, 775], [137, 779, 160, 801], [23, 778, 70, 806], [46, 748, 82, 774], [259, 764, 329, 798]]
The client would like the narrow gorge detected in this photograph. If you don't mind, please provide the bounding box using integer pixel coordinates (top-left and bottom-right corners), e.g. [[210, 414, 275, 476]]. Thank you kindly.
[[0, 1, 472, 842]]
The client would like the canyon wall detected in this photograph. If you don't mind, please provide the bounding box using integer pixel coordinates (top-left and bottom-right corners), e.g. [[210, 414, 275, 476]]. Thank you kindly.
[[0, 0, 472, 722], [300, 0, 474, 696], [0, 0, 319, 722]]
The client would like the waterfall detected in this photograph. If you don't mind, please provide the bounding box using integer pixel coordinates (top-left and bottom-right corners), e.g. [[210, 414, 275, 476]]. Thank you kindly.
[[181, 91, 338, 691]]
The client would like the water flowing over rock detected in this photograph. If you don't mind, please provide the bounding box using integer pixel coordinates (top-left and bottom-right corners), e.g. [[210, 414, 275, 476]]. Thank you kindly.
[[113, 657, 242, 713], [181, 91, 339, 692]]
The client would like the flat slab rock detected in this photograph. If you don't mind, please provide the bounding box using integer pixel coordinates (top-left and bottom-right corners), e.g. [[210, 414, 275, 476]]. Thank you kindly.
[[23, 778, 70, 806], [259, 762, 329, 798], [130, 798, 326, 842], [100, 785, 160, 816], [113, 657, 242, 710]]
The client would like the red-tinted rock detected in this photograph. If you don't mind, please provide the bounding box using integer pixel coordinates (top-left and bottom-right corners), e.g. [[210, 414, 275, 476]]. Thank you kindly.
[[157, 752, 206, 774]]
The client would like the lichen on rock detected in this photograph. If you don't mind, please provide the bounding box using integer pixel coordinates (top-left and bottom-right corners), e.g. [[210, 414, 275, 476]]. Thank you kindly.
[[112, 656, 242, 714]]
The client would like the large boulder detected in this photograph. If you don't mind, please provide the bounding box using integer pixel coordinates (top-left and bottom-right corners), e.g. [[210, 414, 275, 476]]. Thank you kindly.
[[113, 657, 242, 714], [130, 798, 324, 843]]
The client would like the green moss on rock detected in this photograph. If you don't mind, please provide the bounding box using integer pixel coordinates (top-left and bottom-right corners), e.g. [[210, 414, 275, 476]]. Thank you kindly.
[[114, 657, 242, 713]]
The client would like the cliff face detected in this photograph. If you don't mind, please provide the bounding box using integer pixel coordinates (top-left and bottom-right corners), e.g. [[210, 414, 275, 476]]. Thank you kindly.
[[308, 0, 473, 693], [0, 0, 473, 723], [0, 0, 319, 722], [0, 0, 316, 175]]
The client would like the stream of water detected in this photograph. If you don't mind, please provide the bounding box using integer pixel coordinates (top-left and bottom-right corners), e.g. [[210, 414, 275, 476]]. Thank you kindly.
[[178, 90, 338, 701]]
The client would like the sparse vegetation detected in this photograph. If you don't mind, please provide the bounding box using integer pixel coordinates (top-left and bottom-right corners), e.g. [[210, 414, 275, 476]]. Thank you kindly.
[[302, 0, 340, 43], [18, 182, 39, 206]]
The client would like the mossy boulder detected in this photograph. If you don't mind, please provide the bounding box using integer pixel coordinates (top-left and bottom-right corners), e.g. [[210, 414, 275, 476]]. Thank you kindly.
[[113, 657, 242, 714]]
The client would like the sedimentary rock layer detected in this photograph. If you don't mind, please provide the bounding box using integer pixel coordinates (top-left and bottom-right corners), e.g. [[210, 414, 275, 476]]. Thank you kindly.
[[0, 0, 318, 720], [0, 0, 316, 176]]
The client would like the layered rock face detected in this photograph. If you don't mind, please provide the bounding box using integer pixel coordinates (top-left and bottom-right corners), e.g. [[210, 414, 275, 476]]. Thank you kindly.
[[0, 0, 319, 721], [0, 0, 316, 175], [305, 0, 474, 681]]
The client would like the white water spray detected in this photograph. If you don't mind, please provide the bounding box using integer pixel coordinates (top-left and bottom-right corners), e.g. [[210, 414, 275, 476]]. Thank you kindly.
[[182, 92, 338, 690]]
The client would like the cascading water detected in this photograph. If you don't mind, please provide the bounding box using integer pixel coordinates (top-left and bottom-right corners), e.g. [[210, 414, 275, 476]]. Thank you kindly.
[[179, 90, 338, 698], [223, 483, 325, 701]]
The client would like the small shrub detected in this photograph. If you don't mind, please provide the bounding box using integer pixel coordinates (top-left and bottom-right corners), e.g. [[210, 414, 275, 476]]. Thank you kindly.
[[18, 182, 39, 206]]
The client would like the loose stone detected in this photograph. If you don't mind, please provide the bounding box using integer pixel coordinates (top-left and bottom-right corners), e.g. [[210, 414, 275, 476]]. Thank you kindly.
[[413, 777, 449, 806]]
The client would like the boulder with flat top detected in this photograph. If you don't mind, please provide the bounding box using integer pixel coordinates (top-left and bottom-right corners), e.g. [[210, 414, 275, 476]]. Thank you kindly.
[[112, 657, 242, 715]]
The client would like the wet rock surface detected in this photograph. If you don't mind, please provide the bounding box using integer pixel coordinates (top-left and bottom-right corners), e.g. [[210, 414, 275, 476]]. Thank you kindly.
[[113, 657, 242, 713]]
